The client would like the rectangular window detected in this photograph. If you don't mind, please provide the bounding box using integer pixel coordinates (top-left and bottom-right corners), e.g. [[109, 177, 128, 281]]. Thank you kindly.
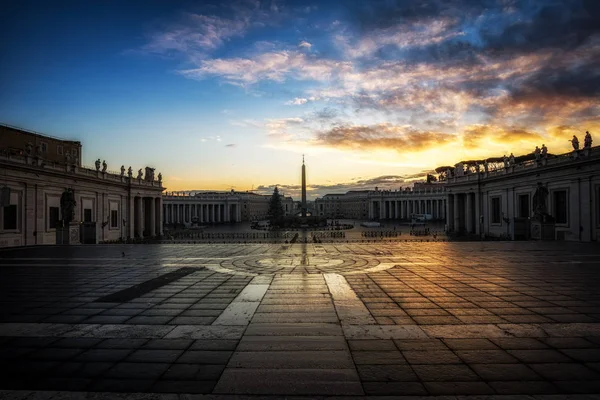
[[518, 194, 530, 218], [3, 205, 17, 230], [49, 206, 60, 229], [491, 197, 501, 224], [71, 148, 77, 156], [553, 190, 568, 224], [83, 208, 92, 222], [57, 145, 63, 155], [110, 210, 118, 228]]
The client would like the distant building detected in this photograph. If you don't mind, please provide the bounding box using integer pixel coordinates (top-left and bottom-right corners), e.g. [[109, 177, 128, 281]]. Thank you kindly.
[[162, 191, 294, 225], [0, 124, 164, 248], [315, 185, 447, 221]]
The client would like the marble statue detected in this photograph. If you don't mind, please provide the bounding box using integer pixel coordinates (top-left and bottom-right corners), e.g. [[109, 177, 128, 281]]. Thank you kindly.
[[541, 144, 548, 158], [102, 160, 107, 173], [137, 169, 143, 179], [95, 159, 101, 171], [534, 146, 541, 160], [509, 153, 515, 166], [484, 160, 489, 173], [127, 166, 133, 178], [584, 131, 592, 149], [25, 142, 33, 155], [158, 173, 162, 184], [571, 135, 579, 150], [65, 152, 72, 164], [35, 145, 42, 156], [503, 155, 509, 168], [120, 165, 125, 176]]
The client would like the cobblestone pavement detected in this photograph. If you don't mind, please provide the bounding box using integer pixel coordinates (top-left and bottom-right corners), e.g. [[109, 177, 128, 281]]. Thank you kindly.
[[1, 242, 600, 398]]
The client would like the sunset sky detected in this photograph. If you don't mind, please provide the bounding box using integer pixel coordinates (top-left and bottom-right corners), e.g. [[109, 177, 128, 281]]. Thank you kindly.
[[1, 0, 598, 199]]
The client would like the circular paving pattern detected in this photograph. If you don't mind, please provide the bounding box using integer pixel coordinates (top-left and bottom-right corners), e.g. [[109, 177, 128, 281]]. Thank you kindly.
[[214, 253, 388, 275]]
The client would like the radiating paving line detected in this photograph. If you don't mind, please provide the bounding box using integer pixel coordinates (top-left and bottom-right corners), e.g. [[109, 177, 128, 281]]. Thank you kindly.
[[212, 276, 271, 326], [324, 273, 377, 325]]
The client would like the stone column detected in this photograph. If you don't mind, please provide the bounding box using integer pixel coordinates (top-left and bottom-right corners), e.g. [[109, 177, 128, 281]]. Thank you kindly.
[[225, 203, 230, 222], [466, 193, 473, 233], [454, 194, 461, 233], [446, 195, 453, 231], [156, 197, 162, 235], [135, 196, 143, 238], [211, 204, 214, 223], [475, 192, 481, 235], [149, 198, 156, 236]]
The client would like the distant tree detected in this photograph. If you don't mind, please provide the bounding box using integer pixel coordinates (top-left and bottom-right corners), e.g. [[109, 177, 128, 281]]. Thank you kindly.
[[267, 186, 285, 226], [426, 174, 437, 183]]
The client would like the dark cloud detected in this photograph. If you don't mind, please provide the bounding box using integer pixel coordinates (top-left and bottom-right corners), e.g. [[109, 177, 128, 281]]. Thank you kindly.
[[482, 0, 600, 53], [508, 62, 600, 102], [345, 0, 483, 31], [316, 123, 456, 153]]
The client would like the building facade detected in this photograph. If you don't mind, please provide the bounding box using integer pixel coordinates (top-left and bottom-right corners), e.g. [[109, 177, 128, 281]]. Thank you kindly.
[[162, 191, 294, 225], [315, 185, 447, 221], [0, 125, 164, 248], [444, 146, 600, 241], [1, 124, 82, 167]]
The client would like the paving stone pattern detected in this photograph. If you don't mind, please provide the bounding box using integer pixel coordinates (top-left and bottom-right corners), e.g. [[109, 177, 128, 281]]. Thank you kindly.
[[1, 242, 600, 397]]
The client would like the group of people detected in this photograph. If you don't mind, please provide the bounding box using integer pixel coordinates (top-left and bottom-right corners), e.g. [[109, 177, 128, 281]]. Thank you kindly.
[[570, 131, 593, 151]]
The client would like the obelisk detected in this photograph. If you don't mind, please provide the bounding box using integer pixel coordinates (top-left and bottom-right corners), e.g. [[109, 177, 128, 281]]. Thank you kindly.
[[301, 155, 307, 217]]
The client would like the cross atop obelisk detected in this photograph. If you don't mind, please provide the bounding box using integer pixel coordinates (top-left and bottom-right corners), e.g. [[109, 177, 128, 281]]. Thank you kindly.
[[301, 155, 307, 217]]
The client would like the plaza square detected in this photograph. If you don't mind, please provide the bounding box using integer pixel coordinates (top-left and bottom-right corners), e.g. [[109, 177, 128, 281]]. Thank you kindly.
[[1, 242, 600, 398]]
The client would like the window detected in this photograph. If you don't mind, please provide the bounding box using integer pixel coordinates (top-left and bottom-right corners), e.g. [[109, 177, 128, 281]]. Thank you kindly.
[[41, 142, 48, 153], [49, 207, 60, 229], [518, 194, 530, 218], [110, 210, 118, 228], [491, 197, 501, 224], [83, 209, 92, 222], [553, 190, 568, 224], [3, 205, 17, 230], [57, 145, 63, 155], [71, 148, 77, 156]]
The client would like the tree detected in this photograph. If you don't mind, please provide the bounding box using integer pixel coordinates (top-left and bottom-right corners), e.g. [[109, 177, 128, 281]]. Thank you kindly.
[[267, 186, 285, 226]]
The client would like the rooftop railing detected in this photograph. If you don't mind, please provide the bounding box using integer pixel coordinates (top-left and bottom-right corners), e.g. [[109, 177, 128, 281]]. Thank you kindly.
[[0, 151, 162, 188], [445, 146, 599, 184]]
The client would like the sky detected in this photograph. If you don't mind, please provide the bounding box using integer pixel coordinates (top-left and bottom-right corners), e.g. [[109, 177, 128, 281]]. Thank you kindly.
[[1, 0, 599, 200]]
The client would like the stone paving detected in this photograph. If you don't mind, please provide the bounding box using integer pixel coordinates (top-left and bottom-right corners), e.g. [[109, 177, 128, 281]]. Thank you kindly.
[[1, 242, 600, 398]]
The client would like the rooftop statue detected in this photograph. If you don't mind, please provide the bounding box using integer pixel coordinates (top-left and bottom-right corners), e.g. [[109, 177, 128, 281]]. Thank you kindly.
[[95, 159, 101, 171], [127, 166, 133, 178], [137, 169, 143, 179], [571, 135, 579, 151], [102, 160, 107, 173], [120, 165, 125, 176], [584, 131, 592, 149]]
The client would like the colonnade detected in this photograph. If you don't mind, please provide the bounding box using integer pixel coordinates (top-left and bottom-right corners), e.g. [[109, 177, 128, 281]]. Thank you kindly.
[[131, 196, 162, 238], [163, 202, 240, 224], [446, 192, 480, 234], [369, 198, 446, 220]]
